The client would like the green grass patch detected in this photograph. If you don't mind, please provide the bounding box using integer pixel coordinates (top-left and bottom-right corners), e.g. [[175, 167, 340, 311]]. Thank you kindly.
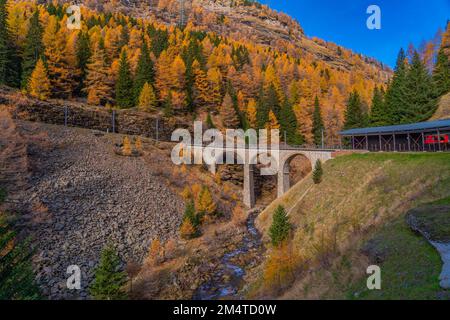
[[408, 206, 450, 242], [347, 216, 444, 300], [430, 196, 450, 205]]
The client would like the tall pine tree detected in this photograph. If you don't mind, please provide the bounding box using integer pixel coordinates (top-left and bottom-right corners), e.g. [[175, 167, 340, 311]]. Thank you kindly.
[[75, 31, 91, 96], [83, 38, 111, 105], [133, 40, 154, 106], [268, 205, 291, 247], [399, 51, 437, 123], [115, 49, 134, 108], [89, 246, 128, 300], [312, 96, 324, 146], [21, 10, 43, 89], [369, 86, 388, 126], [0, 213, 40, 300], [344, 90, 365, 129], [433, 48, 450, 97], [0, 0, 20, 87], [256, 86, 269, 129], [280, 98, 303, 145], [384, 49, 408, 124]]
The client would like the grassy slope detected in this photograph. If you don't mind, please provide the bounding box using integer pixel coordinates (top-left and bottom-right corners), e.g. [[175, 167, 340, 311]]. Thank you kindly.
[[347, 197, 450, 300], [256, 153, 450, 299]]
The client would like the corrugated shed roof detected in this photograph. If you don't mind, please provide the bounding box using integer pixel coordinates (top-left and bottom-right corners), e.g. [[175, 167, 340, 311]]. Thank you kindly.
[[340, 118, 450, 136]]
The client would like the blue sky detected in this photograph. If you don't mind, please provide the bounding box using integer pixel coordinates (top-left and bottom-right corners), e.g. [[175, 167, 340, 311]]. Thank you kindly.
[[258, 0, 449, 68]]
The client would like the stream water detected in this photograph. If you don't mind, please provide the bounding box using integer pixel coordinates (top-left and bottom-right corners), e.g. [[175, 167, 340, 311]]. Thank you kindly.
[[193, 212, 262, 300]]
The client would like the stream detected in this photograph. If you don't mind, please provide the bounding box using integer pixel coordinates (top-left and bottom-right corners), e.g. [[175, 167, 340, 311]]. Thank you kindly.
[[193, 211, 262, 300]]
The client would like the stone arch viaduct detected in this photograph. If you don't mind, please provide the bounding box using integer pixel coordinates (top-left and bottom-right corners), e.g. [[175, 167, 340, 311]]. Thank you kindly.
[[186, 145, 336, 208]]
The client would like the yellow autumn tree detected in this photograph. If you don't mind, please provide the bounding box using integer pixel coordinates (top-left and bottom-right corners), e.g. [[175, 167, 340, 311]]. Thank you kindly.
[[145, 238, 162, 265], [197, 186, 216, 217], [180, 219, 196, 240], [263, 241, 298, 293], [170, 55, 187, 112], [135, 137, 143, 152], [192, 60, 209, 108], [138, 82, 157, 112], [84, 39, 112, 105], [122, 136, 132, 156], [220, 93, 240, 129], [180, 186, 192, 201], [246, 98, 257, 128], [206, 67, 222, 110], [265, 110, 280, 144], [28, 59, 50, 100], [264, 64, 284, 104], [156, 50, 173, 101], [43, 16, 73, 98]]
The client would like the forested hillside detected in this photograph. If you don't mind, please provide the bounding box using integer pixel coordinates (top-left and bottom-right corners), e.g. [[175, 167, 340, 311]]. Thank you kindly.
[[1, 0, 391, 146], [0, 0, 448, 147]]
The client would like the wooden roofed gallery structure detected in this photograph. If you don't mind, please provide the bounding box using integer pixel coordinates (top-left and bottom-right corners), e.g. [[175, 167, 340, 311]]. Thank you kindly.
[[340, 119, 450, 152]]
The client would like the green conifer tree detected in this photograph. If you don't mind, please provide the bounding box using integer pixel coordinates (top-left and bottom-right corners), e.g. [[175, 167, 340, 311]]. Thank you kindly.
[[256, 87, 269, 129], [0, 213, 40, 300], [115, 50, 134, 108], [280, 97, 303, 145], [133, 41, 155, 105], [384, 49, 408, 124], [183, 200, 200, 236], [75, 31, 90, 95], [163, 92, 173, 117], [0, 0, 20, 87], [89, 246, 128, 300], [265, 83, 281, 118], [433, 48, 450, 98], [312, 159, 323, 184], [369, 86, 388, 126], [344, 90, 365, 129], [399, 51, 437, 123], [312, 96, 324, 146], [268, 205, 291, 247], [21, 10, 43, 89]]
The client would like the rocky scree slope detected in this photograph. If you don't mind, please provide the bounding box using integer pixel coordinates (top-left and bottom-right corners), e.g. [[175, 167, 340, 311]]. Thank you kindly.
[[11, 121, 184, 299]]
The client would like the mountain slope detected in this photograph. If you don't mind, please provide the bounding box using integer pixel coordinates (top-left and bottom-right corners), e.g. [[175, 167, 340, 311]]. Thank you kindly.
[[76, 0, 391, 78]]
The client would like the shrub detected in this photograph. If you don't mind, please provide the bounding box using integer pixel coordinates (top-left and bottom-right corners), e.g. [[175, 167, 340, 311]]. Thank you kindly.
[[197, 186, 216, 217], [180, 186, 192, 201], [263, 242, 297, 293], [180, 219, 197, 240], [268, 205, 291, 247], [135, 137, 143, 152], [89, 246, 128, 300], [122, 136, 132, 156], [145, 239, 162, 266], [312, 159, 323, 184], [183, 200, 200, 227], [232, 206, 246, 226], [191, 184, 202, 201]]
